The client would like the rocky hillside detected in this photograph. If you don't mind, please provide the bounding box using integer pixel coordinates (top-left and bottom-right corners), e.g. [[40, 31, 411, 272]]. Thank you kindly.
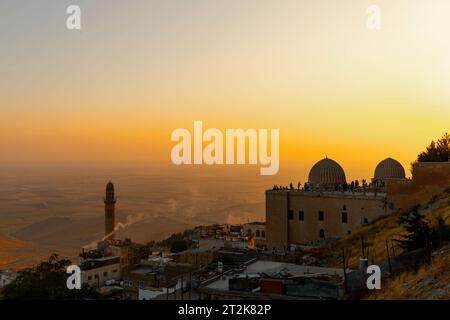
[[306, 188, 450, 299], [309, 188, 450, 268], [369, 244, 450, 299]]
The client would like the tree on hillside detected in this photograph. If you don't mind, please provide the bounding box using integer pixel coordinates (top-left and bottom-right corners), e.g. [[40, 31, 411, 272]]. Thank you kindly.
[[3, 254, 100, 300], [157, 229, 195, 249], [396, 206, 435, 251], [434, 216, 450, 246], [417, 132, 450, 162]]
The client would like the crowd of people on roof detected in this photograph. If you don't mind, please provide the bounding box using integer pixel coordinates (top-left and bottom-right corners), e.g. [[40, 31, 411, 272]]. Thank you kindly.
[[272, 179, 385, 193]]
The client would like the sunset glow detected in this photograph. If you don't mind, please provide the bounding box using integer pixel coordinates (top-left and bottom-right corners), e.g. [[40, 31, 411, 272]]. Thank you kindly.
[[1, 0, 449, 181]]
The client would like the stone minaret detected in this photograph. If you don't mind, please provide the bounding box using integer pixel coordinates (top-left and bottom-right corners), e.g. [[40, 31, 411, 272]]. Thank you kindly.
[[104, 181, 116, 240]]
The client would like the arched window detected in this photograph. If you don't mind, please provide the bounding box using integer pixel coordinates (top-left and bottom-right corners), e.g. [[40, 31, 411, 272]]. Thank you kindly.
[[341, 212, 348, 223], [261, 230, 265, 238], [319, 229, 325, 239], [256, 230, 260, 237]]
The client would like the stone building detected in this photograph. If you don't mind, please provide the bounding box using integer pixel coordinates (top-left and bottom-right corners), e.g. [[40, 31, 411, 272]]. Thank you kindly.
[[79, 237, 150, 289], [266, 157, 450, 250], [99, 238, 150, 272], [122, 259, 196, 300], [242, 222, 266, 247], [80, 256, 121, 288]]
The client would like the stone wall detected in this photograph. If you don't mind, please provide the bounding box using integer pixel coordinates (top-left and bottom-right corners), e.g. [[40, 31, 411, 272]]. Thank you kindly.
[[387, 162, 450, 211], [266, 192, 289, 249], [266, 191, 388, 249]]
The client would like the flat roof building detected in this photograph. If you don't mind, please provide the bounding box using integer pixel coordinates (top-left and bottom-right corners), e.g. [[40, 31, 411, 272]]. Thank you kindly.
[[199, 260, 345, 300]]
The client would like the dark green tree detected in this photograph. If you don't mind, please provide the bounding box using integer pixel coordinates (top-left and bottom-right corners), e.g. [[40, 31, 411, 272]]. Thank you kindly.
[[434, 216, 450, 246], [170, 240, 188, 253], [396, 206, 435, 251], [417, 132, 450, 162], [157, 229, 195, 249], [3, 254, 100, 300]]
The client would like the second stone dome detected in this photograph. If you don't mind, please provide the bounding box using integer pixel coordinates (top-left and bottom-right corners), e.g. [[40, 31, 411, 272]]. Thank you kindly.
[[374, 157, 406, 180], [308, 157, 346, 188]]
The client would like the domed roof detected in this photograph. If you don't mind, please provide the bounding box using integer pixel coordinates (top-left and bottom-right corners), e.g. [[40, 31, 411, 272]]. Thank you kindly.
[[374, 158, 405, 180], [308, 157, 346, 188]]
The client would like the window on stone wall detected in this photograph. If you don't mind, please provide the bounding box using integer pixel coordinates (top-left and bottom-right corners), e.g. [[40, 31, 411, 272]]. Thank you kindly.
[[318, 211, 324, 221], [298, 211, 304, 221], [364, 217, 369, 224], [343, 205, 347, 211], [341, 212, 348, 223], [261, 230, 265, 238], [288, 210, 294, 220], [347, 230, 351, 235], [256, 230, 260, 237], [319, 229, 325, 239]]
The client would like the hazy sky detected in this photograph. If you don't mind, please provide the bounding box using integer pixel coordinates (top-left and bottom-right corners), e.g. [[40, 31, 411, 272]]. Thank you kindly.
[[1, 0, 449, 181]]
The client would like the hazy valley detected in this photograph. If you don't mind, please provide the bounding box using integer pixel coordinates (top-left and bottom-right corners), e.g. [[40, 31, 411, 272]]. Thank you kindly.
[[0, 165, 274, 269]]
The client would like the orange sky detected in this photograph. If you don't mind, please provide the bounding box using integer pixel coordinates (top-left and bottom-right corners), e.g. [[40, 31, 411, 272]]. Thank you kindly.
[[1, 0, 449, 181]]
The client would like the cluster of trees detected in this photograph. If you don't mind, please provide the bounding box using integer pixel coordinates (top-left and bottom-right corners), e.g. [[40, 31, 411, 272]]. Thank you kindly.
[[398, 132, 450, 251], [3, 254, 99, 300], [417, 132, 449, 162], [397, 206, 450, 251], [170, 240, 189, 253], [152, 229, 195, 253]]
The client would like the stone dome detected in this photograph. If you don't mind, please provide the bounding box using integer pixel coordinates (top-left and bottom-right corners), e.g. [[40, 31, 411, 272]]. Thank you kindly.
[[308, 158, 346, 188], [374, 158, 405, 180]]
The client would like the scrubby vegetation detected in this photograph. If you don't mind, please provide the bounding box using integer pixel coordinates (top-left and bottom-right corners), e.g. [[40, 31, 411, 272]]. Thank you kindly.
[[3, 254, 99, 300], [396, 205, 450, 251], [369, 245, 450, 300], [153, 228, 196, 252], [417, 132, 449, 162], [306, 187, 450, 299]]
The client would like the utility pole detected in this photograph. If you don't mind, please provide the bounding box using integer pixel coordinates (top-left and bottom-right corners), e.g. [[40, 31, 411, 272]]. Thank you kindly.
[[360, 236, 366, 259], [385, 240, 392, 274], [181, 275, 184, 300], [342, 247, 348, 294], [189, 272, 192, 300], [425, 234, 432, 266]]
